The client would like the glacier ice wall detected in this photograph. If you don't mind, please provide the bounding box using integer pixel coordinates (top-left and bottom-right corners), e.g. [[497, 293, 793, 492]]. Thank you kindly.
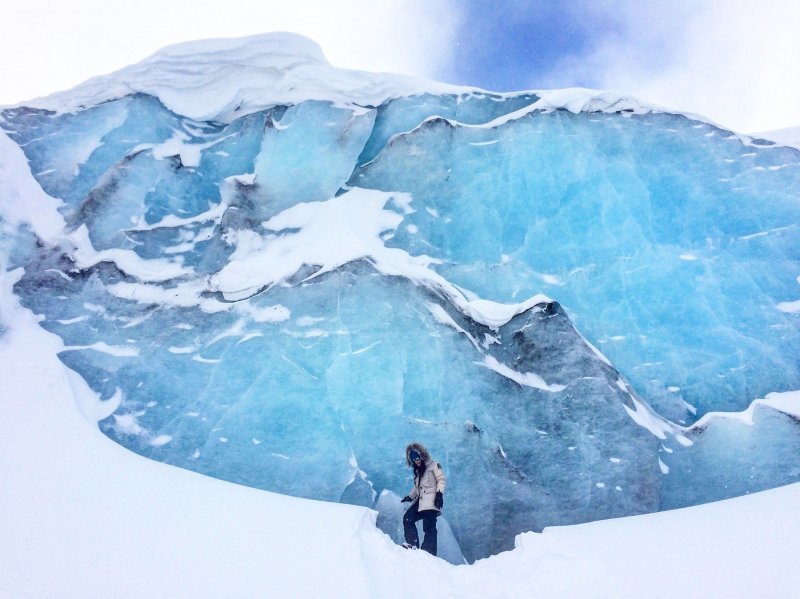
[[353, 105, 800, 422], [2, 34, 800, 562]]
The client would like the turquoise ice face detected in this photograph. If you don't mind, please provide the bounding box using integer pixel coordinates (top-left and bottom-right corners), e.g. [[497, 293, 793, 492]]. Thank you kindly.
[[3, 91, 799, 562], [353, 105, 800, 422]]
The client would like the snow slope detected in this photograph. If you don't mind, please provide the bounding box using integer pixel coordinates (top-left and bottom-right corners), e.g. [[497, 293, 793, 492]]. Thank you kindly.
[[2, 247, 799, 598], [754, 125, 800, 149], [15, 32, 720, 131]]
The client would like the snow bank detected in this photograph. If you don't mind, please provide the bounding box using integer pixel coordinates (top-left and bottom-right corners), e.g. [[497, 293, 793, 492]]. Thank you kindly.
[[0, 266, 382, 597], [752, 125, 800, 149], [0, 131, 64, 243], [10, 32, 760, 138], [17, 32, 467, 123]]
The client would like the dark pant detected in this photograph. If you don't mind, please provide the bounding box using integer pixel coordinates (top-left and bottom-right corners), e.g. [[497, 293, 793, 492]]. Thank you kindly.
[[403, 501, 438, 555]]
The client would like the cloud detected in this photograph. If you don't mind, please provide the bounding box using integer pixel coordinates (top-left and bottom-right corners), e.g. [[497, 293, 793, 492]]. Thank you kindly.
[[0, 0, 461, 104], [310, 0, 462, 80], [541, 0, 800, 133]]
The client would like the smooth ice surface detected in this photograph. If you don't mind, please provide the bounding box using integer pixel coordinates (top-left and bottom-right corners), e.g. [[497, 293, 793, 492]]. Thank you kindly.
[[2, 33, 800, 562], [353, 108, 800, 421]]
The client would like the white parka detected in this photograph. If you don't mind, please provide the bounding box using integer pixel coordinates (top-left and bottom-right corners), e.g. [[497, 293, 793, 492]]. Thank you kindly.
[[406, 443, 446, 512]]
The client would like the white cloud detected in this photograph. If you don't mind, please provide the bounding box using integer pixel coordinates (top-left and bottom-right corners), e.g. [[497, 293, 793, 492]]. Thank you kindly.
[[0, 0, 460, 105], [545, 0, 800, 133]]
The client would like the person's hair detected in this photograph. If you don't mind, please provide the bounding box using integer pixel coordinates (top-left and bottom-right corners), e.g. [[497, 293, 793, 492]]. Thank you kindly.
[[405, 442, 431, 467]]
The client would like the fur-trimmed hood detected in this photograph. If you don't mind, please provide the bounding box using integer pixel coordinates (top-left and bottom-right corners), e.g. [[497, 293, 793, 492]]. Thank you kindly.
[[405, 442, 431, 467]]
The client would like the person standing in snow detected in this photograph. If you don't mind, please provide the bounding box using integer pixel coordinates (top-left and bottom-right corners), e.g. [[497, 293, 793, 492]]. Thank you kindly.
[[401, 442, 446, 555]]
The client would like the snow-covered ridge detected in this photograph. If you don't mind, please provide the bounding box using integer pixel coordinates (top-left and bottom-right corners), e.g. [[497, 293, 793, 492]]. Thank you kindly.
[[16, 32, 468, 122], [11, 32, 754, 137], [752, 125, 800, 149], [0, 130, 64, 243]]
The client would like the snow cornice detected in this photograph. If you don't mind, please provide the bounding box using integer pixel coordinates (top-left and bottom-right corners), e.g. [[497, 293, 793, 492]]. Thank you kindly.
[[7, 32, 782, 145]]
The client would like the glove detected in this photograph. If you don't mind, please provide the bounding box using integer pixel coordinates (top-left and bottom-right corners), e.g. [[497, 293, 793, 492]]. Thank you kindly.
[[434, 491, 443, 509], [401, 496, 413, 503]]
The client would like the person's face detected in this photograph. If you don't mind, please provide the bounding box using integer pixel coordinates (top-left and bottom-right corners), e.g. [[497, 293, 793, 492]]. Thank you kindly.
[[411, 451, 422, 465]]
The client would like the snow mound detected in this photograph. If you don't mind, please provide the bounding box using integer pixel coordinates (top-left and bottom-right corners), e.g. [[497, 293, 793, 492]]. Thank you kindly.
[[13, 31, 747, 135], [752, 125, 800, 149], [19, 32, 467, 122]]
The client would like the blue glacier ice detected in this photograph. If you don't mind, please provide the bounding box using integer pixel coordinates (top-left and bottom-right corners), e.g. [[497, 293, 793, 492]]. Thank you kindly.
[[1, 33, 799, 562]]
